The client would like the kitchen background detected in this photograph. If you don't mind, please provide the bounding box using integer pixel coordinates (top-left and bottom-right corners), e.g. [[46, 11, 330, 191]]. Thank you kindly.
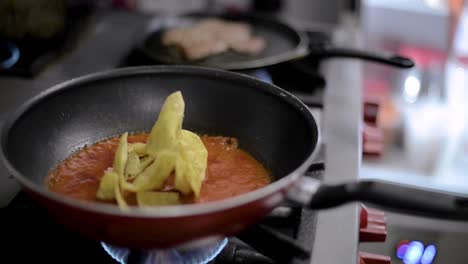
[[360, 0, 468, 263], [2, 0, 468, 263]]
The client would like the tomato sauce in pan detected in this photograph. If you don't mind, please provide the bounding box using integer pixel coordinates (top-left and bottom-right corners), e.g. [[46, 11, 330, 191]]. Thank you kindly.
[[45, 134, 271, 204]]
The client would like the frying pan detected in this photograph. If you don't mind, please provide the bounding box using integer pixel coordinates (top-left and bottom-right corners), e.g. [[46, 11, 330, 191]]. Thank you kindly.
[[2, 66, 468, 250], [138, 12, 414, 70]]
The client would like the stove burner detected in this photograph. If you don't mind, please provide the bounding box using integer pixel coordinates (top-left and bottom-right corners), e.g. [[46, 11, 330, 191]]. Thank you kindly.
[[102, 243, 130, 264], [0, 3, 93, 77], [241, 69, 273, 84], [119, 50, 274, 85], [101, 238, 228, 264], [0, 41, 20, 69]]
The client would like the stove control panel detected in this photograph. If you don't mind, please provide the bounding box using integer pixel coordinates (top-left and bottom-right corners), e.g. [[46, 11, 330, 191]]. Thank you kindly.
[[358, 204, 391, 264]]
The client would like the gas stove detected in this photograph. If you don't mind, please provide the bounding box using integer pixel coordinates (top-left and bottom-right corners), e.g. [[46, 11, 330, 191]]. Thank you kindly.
[[2, 31, 329, 263], [0, 8, 372, 264], [0, 3, 93, 78], [1, 14, 328, 263]]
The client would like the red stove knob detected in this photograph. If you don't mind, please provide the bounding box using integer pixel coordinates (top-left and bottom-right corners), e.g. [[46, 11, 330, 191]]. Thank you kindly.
[[362, 141, 384, 158], [362, 124, 384, 157], [367, 208, 386, 224], [363, 124, 384, 142], [359, 256, 366, 264], [359, 252, 391, 264], [359, 206, 390, 263], [360, 226, 387, 242], [360, 205, 387, 242], [363, 100, 380, 125], [360, 204, 368, 228]]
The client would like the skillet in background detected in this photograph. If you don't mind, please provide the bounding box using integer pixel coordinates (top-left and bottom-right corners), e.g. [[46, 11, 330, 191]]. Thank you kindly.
[[138, 12, 414, 71]]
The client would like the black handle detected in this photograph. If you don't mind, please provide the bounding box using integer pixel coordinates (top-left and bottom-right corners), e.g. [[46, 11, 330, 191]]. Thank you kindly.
[[309, 180, 468, 220], [308, 44, 414, 69]]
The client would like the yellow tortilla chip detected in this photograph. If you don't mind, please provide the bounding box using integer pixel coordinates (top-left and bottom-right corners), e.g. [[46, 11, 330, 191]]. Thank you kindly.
[[140, 156, 154, 169], [115, 179, 129, 211], [136, 191, 180, 206], [174, 158, 191, 195], [96, 91, 208, 209], [125, 151, 141, 179], [176, 130, 208, 197], [146, 91, 184, 157], [127, 151, 176, 192], [113, 132, 128, 176], [125, 154, 154, 181], [96, 170, 118, 200], [95, 169, 128, 211], [128, 143, 147, 157], [131, 92, 207, 196]]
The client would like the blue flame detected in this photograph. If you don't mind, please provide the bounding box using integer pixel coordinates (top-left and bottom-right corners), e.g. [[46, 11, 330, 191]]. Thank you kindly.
[[101, 242, 130, 264], [101, 238, 228, 264], [0, 41, 20, 69], [242, 69, 273, 84]]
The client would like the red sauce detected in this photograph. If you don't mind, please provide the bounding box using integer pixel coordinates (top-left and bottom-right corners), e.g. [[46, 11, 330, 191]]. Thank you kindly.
[[45, 134, 271, 204]]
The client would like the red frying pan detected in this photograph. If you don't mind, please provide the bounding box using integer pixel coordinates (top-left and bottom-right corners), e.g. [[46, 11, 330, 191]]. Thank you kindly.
[[2, 66, 467, 250]]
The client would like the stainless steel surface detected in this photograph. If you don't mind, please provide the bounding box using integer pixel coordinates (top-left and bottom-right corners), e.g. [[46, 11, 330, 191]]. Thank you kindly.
[[309, 15, 361, 264]]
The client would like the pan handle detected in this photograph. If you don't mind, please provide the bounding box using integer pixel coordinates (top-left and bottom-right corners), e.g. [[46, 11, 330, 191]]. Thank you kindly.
[[314, 180, 468, 220], [291, 178, 468, 220], [308, 44, 414, 69]]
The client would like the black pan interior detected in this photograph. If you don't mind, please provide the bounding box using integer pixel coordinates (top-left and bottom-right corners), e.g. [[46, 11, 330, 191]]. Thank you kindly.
[[2, 66, 318, 186], [139, 13, 308, 70]]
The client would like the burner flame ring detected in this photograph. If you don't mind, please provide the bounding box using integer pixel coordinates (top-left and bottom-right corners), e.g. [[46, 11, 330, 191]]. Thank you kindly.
[[0, 41, 20, 70], [102, 238, 228, 264]]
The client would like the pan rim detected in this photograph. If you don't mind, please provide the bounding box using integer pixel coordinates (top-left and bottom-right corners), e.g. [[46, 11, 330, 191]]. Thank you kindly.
[[0, 65, 320, 218]]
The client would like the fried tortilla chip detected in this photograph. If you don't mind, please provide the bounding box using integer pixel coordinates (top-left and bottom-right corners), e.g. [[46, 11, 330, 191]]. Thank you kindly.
[[128, 143, 147, 157], [175, 130, 208, 197], [113, 132, 128, 176], [146, 91, 184, 157], [96, 91, 208, 208], [96, 170, 118, 200], [125, 151, 141, 179]]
